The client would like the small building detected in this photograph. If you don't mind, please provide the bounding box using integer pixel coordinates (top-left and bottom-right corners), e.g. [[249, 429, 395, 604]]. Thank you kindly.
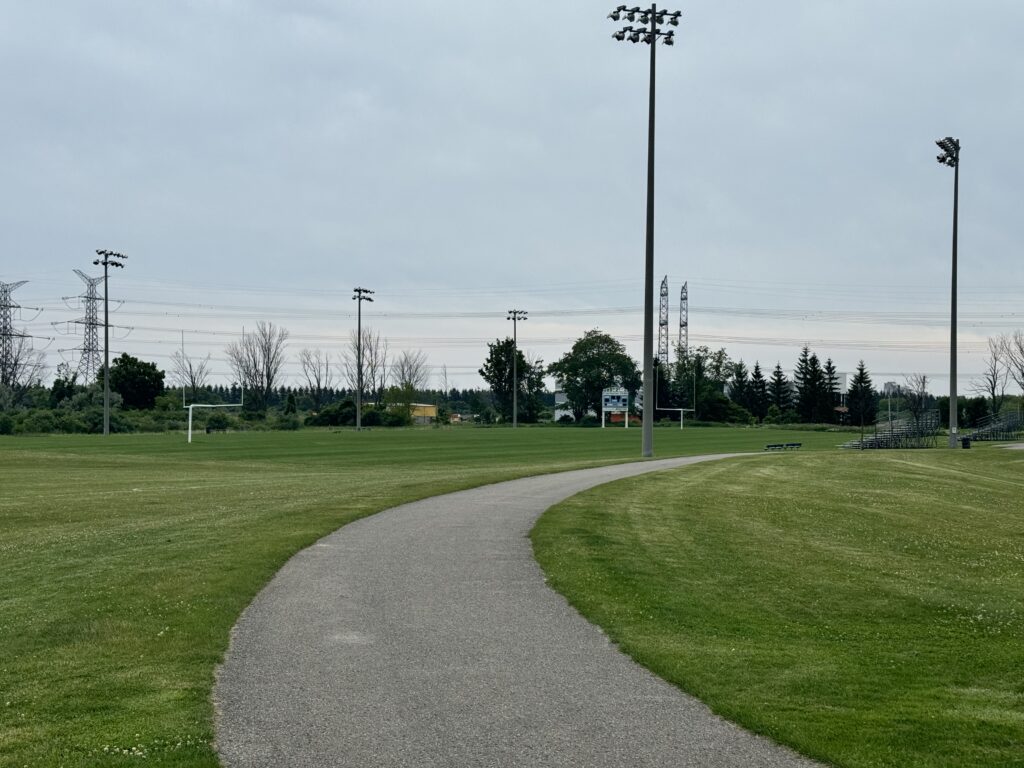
[[410, 403, 438, 425]]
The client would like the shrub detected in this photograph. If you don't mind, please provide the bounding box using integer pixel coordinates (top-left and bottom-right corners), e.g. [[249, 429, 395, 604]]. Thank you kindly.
[[18, 411, 57, 434], [207, 412, 231, 431], [274, 414, 302, 431], [361, 408, 382, 427], [382, 411, 410, 427], [305, 400, 356, 427], [0, 413, 13, 435]]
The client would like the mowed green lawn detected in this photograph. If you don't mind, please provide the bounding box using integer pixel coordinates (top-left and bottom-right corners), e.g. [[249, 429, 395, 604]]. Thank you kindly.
[[0, 425, 838, 767], [532, 446, 1024, 768]]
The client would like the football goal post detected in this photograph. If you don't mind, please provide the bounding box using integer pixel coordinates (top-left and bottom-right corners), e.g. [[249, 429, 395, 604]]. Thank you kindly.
[[186, 388, 244, 444]]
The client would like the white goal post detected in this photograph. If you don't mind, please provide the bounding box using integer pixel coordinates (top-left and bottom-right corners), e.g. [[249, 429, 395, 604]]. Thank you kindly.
[[185, 387, 244, 444]]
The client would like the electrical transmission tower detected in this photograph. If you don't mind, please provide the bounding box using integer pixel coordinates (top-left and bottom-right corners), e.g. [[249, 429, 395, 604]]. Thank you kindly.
[[678, 281, 688, 357], [0, 281, 28, 385], [657, 275, 669, 363], [72, 269, 103, 381]]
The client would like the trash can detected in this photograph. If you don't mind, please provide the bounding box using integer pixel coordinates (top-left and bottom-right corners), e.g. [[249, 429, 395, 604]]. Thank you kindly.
[[961, 436, 971, 449]]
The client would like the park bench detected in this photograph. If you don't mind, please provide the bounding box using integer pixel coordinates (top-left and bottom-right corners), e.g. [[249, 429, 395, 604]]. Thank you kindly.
[[764, 443, 784, 451], [784, 442, 802, 450]]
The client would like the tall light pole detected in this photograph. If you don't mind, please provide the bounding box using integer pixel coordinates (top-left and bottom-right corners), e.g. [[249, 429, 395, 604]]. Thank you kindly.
[[352, 287, 374, 430], [609, 4, 680, 458], [93, 249, 126, 436], [936, 137, 960, 448], [507, 309, 527, 427]]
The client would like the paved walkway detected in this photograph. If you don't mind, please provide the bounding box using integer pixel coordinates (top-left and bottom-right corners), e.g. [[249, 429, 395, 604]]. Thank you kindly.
[[215, 454, 822, 767]]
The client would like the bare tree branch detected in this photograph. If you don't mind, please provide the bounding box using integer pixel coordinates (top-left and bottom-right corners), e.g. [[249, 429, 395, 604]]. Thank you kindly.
[[972, 337, 1009, 416], [299, 347, 335, 410], [225, 321, 289, 410], [393, 349, 430, 392], [171, 349, 212, 401], [341, 328, 388, 406], [1003, 331, 1024, 397], [0, 334, 46, 406]]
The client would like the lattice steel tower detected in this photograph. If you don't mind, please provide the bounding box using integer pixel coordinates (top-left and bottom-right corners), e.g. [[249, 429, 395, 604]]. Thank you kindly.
[[73, 269, 103, 381], [678, 281, 688, 356], [1, 281, 28, 386], [657, 275, 669, 363]]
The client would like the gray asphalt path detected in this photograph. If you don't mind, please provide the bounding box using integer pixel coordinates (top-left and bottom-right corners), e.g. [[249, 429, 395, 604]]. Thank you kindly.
[[215, 454, 823, 767]]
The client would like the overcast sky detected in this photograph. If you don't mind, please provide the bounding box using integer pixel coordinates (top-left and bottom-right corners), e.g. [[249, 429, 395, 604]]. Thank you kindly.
[[3, 1, 1022, 393]]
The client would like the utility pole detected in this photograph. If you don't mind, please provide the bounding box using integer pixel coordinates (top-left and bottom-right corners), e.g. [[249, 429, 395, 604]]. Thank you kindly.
[[609, 4, 681, 458], [93, 250, 126, 436], [352, 287, 374, 430], [507, 309, 527, 427], [935, 137, 960, 448]]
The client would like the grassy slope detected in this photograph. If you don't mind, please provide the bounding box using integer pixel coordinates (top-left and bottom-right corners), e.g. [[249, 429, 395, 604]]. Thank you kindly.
[[0, 425, 837, 767], [532, 446, 1024, 768]]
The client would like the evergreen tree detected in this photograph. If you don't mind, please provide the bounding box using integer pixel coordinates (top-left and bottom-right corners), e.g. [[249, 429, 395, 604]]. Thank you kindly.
[[847, 360, 877, 444], [729, 360, 750, 412], [794, 347, 814, 422], [823, 358, 840, 423], [769, 363, 791, 412], [749, 362, 769, 422]]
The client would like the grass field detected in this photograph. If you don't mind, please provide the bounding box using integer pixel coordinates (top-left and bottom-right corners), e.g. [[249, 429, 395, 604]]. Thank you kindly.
[[0, 424, 840, 767], [532, 445, 1024, 768]]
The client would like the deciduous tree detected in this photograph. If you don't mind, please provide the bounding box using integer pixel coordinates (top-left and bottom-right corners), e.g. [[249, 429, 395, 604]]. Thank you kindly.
[[107, 353, 165, 410], [342, 328, 388, 406], [299, 348, 335, 411], [479, 338, 545, 423], [171, 349, 211, 402], [548, 330, 640, 423], [974, 336, 1010, 416], [225, 321, 289, 412]]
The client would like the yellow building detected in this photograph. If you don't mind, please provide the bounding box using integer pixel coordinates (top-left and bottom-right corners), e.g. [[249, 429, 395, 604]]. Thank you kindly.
[[410, 403, 438, 425]]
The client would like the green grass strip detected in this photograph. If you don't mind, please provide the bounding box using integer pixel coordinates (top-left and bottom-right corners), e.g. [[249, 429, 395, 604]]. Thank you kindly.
[[1, 426, 839, 767], [532, 445, 1024, 768]]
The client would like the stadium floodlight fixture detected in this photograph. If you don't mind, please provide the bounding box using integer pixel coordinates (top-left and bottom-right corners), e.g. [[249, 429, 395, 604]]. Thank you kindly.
[[607, 4, 682, 458], [935, 137, 959, 167], [935, 136, 961, 448]]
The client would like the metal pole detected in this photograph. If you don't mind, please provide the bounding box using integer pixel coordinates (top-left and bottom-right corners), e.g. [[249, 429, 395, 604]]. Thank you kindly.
[[512, 316, 518, 428], [352, 286, 374, 430], [641, 4, 657, 458], [102, 261, 110, 436], [948, 155, 959, 447], [356, 298, 362, 430]]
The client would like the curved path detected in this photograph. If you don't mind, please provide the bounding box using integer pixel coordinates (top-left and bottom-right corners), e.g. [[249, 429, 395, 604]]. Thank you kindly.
[[215, 454, 821, 767]]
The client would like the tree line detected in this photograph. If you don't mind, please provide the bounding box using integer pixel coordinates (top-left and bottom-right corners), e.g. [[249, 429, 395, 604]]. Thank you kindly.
[[3, 318, 1023, 434]]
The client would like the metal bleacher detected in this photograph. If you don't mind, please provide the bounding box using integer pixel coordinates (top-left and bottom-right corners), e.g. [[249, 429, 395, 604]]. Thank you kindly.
[[969, 410, 1024, 442], [840, 410, 941, 449]]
